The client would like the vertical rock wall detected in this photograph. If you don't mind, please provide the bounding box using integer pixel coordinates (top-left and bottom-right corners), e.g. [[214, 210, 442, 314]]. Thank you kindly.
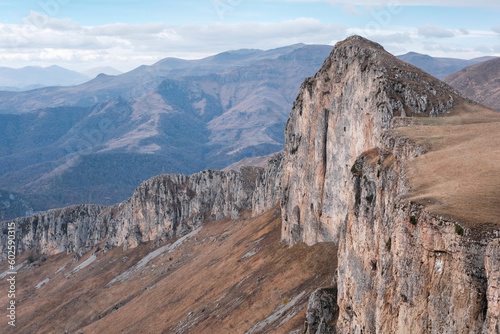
[[281, 35, 457, 246], [283, 36, 499, 333]]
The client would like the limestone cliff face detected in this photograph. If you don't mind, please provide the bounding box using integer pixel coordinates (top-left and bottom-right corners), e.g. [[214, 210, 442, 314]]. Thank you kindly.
[[251, 152, 284, 216], [335, 132, 495, 333], [281, 35, 460, 246], [483, 240, 500, 333], [1, 204, 105, 257], [0, 156, 283, 259], [283, 35, 500, 333]]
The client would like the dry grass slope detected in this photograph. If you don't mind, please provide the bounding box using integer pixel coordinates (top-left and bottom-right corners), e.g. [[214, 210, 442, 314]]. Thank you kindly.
[[0, 207, 337, 334], [394, 102, 500, 227]]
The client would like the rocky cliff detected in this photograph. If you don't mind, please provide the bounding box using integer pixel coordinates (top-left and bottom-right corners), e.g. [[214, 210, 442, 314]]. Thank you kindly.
[[281, 35, 461, 246], [281, 35, 500, 333], [1, 35, 499, 334], [0, 155, 283, 260]]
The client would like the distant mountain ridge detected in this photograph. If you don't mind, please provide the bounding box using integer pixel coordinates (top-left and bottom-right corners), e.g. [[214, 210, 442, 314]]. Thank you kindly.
[[397, 51, 497, 79], [1, 45, 497, 217], [444, 57, 500, 111], [0, 65, 123, 91], [0, 44, 333, 214], [0, 65, 91, 91], [82, 66, 123, 78], [0, 50, 493, 91]]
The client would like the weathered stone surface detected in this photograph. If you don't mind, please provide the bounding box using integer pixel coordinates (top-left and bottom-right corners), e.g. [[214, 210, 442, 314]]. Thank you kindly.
[[1, 204, 106, 257], [252, 152, 283, 216], [281, 35, 500, 333], [483, 239, 500, 334], [335, 132, 493, 333], [1, 35, 499, 334], [0, 162, 283, 259], [306, 286, 338, 334], [281, 35, 461, 247]]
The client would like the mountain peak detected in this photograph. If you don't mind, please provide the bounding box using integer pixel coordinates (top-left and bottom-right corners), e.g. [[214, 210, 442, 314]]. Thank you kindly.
[[336, 35, 386, 52], [283, 35, 463, 245]]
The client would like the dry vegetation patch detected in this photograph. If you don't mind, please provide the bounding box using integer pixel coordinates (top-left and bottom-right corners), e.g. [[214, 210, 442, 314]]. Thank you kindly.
[[0, 207, 337, 334], [394, 103, 500, 227]]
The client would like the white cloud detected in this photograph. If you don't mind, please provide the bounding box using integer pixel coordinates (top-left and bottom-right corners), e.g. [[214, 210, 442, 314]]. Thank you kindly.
[[0, 10, 497, 72], [474, 45, 493, 53], [423, 43, 469, 53], [418, 24, 455, 38], [493, 26, 500, 34], [264, 0, 500, 7], [0, 13, 348, 71], [458, 28, 469, 36]]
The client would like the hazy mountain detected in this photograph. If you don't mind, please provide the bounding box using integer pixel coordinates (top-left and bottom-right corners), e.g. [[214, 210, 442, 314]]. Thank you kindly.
[[397, 52, 497, 79], [444, 57, 500, 111], [0, 44, 332, 213], [0, 65, 91, 91], [0, 189, 34, 221], [83, 66, 123, 78], [3, 36, 500, 333]]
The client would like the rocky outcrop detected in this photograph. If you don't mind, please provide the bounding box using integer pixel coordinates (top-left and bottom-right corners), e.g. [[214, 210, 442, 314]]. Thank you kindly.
[[1, 204, 105, 257], [2, 35, 498, 334], [483, 240, 500, 333], [281, 35, 500, 333], [251, 152, 284, 216], [281, 35, 460, 246], [335, 131, 496, 333], [306, 286, 338, 334], [0, 155, 283, 259]]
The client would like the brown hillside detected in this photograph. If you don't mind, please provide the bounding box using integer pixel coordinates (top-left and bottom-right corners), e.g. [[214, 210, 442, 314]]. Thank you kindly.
[[444, 57, 500, 111], [0, 207, 337, 334]]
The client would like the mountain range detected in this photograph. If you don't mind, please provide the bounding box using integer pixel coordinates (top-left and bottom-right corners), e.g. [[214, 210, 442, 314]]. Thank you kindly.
[[0, 51, 492, 91], [0, 44, 498, 219], [1, 36, 499, 334], [0, 65, 122, 91], [444, 57, 500, 111], [396, 52, 496, 79], [0, 44, 332, 213]]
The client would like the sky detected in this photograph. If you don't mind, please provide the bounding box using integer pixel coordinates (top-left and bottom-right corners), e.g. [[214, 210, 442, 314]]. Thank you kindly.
[[0, 0, 499, 73]]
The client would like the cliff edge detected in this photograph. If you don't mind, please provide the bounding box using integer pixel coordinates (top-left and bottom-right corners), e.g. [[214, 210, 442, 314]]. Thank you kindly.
[[281, 35, 500, 333]]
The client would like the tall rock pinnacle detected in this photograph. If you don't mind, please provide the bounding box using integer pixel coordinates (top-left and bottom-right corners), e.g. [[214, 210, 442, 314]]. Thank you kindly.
[[281, 35, 462, 246]]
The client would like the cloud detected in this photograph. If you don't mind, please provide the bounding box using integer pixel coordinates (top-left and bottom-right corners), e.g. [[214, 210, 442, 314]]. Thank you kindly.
[[264, 0, 500, 7], [0, 9, 497, 72], [474, 45, 493, 53], [418, 24, 455, 38], [459, 28, 469, 35], [0, 13, 346, 52], [87, 23, 167, 38], [0, 13, 348, 70], [423, 44, 469, 53], [366, 32, 411, 44]]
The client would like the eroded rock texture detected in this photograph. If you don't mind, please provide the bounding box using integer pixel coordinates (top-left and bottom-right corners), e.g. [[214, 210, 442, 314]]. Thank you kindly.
[[2, 35, 499, 334], [281, 35, 460, 246], [306, 286, 338, 334], [0, 155, 283, 259], [282, 35, 500, 333]]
